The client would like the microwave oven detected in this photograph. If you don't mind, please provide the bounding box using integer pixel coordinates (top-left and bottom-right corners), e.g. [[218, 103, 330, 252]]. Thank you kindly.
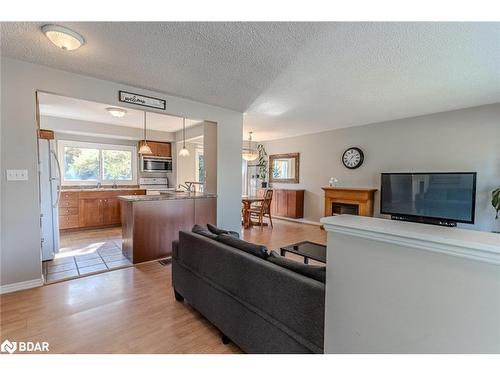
[[141, 156, 173, 173]]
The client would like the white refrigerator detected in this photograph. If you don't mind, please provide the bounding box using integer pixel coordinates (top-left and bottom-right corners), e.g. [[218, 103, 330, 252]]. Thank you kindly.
[[39, 139, 61, 261]]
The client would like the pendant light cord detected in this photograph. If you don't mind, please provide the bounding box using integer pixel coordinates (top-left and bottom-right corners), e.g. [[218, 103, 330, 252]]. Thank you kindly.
[[143, 111, 147, 142], [183, 117, 186, 148]]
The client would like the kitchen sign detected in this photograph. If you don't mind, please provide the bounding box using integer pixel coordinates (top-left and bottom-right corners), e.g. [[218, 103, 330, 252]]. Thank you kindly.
[[118, 91, 166, 110]]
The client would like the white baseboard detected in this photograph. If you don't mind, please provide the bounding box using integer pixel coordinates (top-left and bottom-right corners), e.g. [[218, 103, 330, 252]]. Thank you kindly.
[[274, 216, 322, 226], [0, 278, 43, 294]]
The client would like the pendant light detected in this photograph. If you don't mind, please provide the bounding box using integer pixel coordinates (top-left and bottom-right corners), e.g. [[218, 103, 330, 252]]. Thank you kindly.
[[178, 117, 190, 157], [242, 131, 259, 161], [138, 111, 153, 154]]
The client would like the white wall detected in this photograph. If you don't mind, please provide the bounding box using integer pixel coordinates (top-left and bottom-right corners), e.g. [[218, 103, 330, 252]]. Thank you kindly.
[[203, 122, 218, 194], [0, 57, 243, 288], [263, 103, 500, 232], [322, 219, 500, 353], [176, 141, 198, 188], [41, 115, 176, 142]]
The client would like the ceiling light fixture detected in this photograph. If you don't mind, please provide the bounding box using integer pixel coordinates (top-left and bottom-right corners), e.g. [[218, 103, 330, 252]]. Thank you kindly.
[[178, 118, 190, 157], [41, 24, 85, 51], [242, 131, 259, 161], [138, 111, 153, 155], [106, 107, 127, 118]]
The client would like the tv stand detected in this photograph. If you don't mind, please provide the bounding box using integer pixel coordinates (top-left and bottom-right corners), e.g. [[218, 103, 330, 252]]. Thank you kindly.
[[390, 215, 457, 227]]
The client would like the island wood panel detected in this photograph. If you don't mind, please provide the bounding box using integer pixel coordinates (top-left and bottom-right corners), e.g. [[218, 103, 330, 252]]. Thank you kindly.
[[121, 197, 217, 264], [127, 199, 195, 264], [121, 200, 134, 261], [194, 197, 217, 226]]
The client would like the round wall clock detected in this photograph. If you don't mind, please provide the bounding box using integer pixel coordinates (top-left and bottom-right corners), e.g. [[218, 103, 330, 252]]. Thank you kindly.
[[342, 147, 364, 169]]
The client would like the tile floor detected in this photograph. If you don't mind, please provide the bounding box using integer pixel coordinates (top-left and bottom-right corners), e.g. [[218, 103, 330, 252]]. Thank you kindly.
[[43, 227, 133, 284]]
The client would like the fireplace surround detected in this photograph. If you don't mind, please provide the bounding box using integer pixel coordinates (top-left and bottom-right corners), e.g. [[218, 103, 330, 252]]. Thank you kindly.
[[322, 187, 377, 217]]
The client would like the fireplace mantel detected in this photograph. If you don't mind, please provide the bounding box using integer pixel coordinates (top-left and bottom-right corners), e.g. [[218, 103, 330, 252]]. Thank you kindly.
[[322, 187, 377, 217]]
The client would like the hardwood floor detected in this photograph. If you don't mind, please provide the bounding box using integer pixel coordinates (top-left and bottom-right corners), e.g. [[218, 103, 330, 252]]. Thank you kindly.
[[0, 219, 324, 353]]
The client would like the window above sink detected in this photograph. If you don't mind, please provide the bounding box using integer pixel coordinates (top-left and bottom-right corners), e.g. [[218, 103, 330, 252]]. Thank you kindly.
[[58, 140, 137, 186]]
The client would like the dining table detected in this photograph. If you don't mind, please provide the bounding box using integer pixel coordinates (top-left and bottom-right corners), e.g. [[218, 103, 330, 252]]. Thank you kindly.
[[241, 196, 265, 229]]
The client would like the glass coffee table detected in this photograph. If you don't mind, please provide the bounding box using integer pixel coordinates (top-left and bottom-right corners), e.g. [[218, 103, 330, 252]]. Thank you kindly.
[[279, 241, 326, 264]]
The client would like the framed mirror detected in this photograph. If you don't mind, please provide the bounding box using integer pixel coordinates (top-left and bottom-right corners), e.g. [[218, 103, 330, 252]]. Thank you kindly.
[[269, 153, 300, 184]]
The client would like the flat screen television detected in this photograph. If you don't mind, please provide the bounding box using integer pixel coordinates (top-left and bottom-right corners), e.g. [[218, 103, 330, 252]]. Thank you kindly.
[[380, 172, 476, 226]]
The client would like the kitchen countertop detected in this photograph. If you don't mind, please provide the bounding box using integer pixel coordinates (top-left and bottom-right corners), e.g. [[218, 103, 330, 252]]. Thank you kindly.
[[119, 192, 217, 202], [62, 187, 144, 192]]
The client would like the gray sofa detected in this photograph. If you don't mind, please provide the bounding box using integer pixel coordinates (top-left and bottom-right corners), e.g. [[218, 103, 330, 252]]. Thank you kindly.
[[172, 231, 325, 353]]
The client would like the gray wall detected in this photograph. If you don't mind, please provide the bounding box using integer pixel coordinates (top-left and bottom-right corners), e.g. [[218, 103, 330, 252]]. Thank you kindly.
[[263, 103, 500, 232], [0, 57, 243, 288]]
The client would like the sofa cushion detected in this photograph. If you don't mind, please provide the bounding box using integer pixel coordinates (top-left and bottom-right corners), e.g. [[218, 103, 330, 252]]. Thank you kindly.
[[192, 224, 218, 240], [207, 223, 240, 238], [215, 234, 268, 259], [267, 251, 326, 283]]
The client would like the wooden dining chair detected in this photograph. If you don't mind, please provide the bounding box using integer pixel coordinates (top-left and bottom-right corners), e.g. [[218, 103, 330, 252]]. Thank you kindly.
[[249, 189, 274, 228]]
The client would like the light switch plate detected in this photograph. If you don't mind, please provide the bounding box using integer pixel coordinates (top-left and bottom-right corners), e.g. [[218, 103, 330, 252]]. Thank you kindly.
[[6, 169, 29, 181]]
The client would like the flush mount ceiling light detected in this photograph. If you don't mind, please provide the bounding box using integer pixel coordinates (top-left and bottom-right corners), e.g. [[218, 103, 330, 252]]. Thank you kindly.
[[178, 118, 190, 157], [242, 131, 259, 161], [106, 107, 127, 118], [138, 111, 153, 155], [41, 24, 85, 51]]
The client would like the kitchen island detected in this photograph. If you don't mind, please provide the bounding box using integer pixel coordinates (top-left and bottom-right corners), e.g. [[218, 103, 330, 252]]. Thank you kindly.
[[119, 192, 217, 264]]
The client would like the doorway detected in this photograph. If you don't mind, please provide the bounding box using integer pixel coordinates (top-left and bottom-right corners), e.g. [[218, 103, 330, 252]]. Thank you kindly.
[[36, 92, 209, 283]]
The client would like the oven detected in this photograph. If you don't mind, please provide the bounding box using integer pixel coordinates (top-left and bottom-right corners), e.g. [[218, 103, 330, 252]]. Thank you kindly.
[[141, 156, 172, 173]]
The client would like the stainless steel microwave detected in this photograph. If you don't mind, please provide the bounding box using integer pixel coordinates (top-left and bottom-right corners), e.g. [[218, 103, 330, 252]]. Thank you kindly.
[[141, 156, 173, 173]]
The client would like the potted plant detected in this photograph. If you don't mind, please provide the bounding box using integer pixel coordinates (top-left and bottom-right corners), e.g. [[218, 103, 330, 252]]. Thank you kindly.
[[492, 188, 500, 233], [257, 144, 268, 188]]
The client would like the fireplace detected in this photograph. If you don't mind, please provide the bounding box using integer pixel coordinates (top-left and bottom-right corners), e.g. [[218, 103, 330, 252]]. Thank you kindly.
[[332, 202, 359, 216], [322, 187, 377, 217]]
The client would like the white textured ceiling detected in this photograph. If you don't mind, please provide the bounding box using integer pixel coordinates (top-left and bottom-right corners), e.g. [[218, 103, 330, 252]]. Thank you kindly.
[[2, 22, 499, 141], [244, 22, 500, 140], [38, 93, 202, 132], [1, 22, 323, 114]]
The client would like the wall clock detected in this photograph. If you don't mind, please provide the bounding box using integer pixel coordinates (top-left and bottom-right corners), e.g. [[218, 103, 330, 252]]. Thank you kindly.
[[342, 147, 364, 169]]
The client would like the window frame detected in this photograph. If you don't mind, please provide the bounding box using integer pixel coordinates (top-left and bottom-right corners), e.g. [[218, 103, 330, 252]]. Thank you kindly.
[[58, 140, 137, 186]]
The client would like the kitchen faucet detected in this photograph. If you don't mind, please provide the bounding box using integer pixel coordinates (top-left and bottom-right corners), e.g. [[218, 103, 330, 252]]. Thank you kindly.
[[178, 181, 205, 193], [96, 182, 102, 189], [178, 183, 193, 192]]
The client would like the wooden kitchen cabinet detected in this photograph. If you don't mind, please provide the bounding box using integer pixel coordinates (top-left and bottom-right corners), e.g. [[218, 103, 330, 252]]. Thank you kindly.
[[103, 197, 121, 225], [59, 189, 145, 231], [258, 188, 305, 219], [79, 198, 103, 227], [137, 140, 172, 157], [155, 142, 171, 157], [59, 191, 80, 229]]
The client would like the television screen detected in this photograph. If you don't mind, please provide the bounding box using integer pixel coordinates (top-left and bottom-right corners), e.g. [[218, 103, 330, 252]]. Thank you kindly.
[[380, 173, 476, 224]]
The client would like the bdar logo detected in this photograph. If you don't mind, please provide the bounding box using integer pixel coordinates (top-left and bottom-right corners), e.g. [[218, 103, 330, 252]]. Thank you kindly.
[[1, 340, 17, 354]]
